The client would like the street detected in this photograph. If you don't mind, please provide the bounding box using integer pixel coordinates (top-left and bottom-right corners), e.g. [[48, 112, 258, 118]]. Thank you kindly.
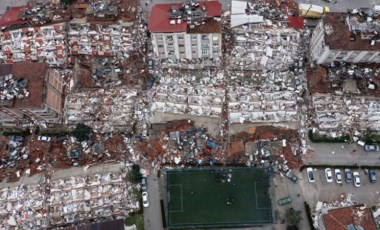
[[304, 140, 380, 166], [143, 169, 164, 230]]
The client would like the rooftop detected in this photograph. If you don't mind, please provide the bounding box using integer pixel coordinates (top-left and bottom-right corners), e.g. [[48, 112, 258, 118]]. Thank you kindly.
[[0, 6, 30, 27], [11, 62, 47, 109], [148, 1, 221, 33], [324, 12, 380, 50], [323, 205, 377, 230]]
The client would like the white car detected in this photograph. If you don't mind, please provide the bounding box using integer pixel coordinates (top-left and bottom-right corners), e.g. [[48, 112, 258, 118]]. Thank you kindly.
[[325, 168, 333, 182], [334, 169, 342, 184], [37, 136, 51, 142], [142, 191, 149, 207], [306, 167, 315, 182], [353, 172, 361, 187]]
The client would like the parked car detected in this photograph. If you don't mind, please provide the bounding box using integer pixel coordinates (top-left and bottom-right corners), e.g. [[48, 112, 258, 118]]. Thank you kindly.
[[335, 169, 342, 184], [9, 136, 24, 142], [37, 136, 51, 142], [369, 169, 377, 183], [344, 169, 352, 183], [364, 144, 379, 152], [278, 196, 292, 206], [285, 171, 299, 183], [306, 167, 315, 182], [325, 168, 333, 183], [141, 177, 147, 190], [142, 191, 149, 207], [353, 171, 361, 187], [56, 135, 68, 143]]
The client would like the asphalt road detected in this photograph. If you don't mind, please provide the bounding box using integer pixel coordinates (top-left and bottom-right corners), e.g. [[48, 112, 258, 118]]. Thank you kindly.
[[295, 0, 380, 12], [143, 169, 164, 230], [304, 140, 380, 166]]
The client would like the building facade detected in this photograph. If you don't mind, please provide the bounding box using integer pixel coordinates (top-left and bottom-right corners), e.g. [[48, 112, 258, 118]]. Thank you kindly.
[[148, 1, 222, 67], [310, 9, 380, 64]]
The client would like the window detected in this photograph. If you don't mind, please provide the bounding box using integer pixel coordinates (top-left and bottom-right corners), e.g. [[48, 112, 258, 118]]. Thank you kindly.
[[179, 44, 184, 48], [202, 35, 208, 40], [178, 36, 184, 40], [158, 44, 164, 48], [202, 49, 209, 55], [191, 35, 197, 40], [166, 35, 173, 41], [213, 42, 219, 47], [180, 51, 185, 55], [192, 43, 197, 47]]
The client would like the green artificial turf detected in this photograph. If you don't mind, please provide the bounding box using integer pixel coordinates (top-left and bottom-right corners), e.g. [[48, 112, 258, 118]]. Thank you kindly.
[[165, 167, 272, 228]]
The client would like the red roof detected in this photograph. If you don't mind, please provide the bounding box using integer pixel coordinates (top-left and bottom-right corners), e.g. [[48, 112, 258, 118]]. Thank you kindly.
[[148, 1, 221, 33], [287, 15, 304, 29], [0, 6, 30, 27]]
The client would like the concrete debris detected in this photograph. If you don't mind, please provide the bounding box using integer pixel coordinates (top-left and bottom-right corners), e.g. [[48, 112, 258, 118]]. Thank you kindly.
[[0, 74, 29, 102], [64, 87, 138, 133], [150, 70, 225, 117]]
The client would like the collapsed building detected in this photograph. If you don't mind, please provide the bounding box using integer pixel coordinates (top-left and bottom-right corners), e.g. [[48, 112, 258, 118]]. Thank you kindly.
[[148, 0, 222, 68], [0, 167, 139, 229], [308, 65, 380, 136], [0, 62, 64, 127], [0, 4, 70, 66], [227, 0, 305, 127], [68, 0, 137, 61], [149, 70, 225, 118], [64, 87, 138, 133], [310, 7, 380, 64]]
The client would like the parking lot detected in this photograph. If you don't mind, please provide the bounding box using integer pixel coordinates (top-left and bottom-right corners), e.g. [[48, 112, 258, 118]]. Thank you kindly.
[[300, 168, 380, 208]]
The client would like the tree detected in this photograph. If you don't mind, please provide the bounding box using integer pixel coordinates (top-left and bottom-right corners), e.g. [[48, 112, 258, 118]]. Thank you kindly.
[[60, 0, 75, 5], [128, 164, 142, 184], [285, 208, 302, 226], [72, 123, 92, 142]]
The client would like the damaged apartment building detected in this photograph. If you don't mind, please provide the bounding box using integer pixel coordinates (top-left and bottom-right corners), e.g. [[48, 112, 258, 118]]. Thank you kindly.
[[308, 65, 380, 136], [308, 7, 380, 136], [148, 0, 222, 68], [227, 0, 305, 126], [68, 0, 135, 61], [0, 5, 68, 66], [0, 62, 64, 127], [310, 6, 380, 64]]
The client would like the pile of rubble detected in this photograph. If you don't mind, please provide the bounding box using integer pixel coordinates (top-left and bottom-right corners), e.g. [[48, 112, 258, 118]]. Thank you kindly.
[[308, 65, 380, 136], [68, 22, 133, 58], [0, 23, 67, 66], [64, 87, 138, 133], [50, 172, 136, 227], [228, 84, 299, 123], [0, 167, 140, 229], [0, 74, 29, 102], [149, 70, 225, 118], [0, 184, 47, 229]]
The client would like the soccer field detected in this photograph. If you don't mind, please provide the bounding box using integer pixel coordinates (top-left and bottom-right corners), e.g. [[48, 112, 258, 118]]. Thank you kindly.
[[165, 167, 273, 228]]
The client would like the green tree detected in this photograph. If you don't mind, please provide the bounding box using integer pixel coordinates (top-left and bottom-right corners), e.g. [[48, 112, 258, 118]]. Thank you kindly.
[[72, 123, 92, 142], [60, 0, 75, 5], [285, 208, 302, 226], [128, 164, 142, 184]]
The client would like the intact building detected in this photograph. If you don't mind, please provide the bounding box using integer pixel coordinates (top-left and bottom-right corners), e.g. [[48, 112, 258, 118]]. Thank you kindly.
[[0, 62, 64, 126], [310, 7, 380, 64], [148, 0, 222, 68]]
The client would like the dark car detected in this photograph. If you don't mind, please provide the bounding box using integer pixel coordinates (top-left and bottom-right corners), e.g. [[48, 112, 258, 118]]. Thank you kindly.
[[9, 135, 24, 142], [369, 169, 377, 183], [344, 169, 352, 183], [141, 177, 147, 191], [285, 171, 299, 183], [364, 144, 379, 152]]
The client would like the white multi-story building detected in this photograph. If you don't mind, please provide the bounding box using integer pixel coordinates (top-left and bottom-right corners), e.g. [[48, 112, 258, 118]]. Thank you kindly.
[[148, 1, 222, 67], [310, 8, 380, 64]]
